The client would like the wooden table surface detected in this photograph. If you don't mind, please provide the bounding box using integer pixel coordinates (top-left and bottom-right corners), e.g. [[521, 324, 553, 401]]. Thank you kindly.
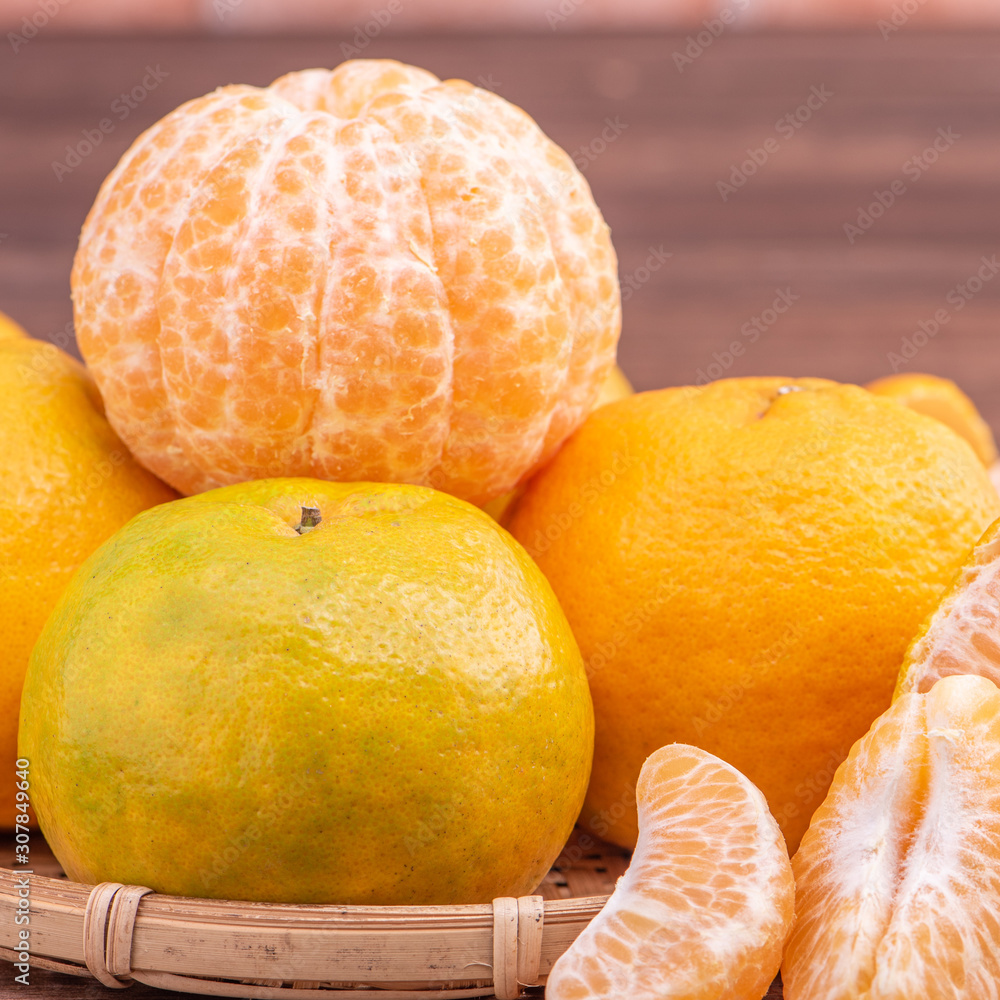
[[2, 28, 998, 1000]]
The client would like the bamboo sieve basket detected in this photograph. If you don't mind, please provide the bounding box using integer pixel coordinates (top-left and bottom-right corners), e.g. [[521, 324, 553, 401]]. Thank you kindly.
[[0, 828, 628, 998]]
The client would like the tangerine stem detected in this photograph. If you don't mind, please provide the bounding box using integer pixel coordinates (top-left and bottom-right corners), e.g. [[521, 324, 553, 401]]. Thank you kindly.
[[296, 506, 322, 534]]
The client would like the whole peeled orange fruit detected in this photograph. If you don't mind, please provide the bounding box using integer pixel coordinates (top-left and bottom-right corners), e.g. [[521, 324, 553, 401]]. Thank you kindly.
[[72, 59, 621, 505], [0, 325, 176, 825], [20, 478, 594, 904], [507, 377, 1000, 853]]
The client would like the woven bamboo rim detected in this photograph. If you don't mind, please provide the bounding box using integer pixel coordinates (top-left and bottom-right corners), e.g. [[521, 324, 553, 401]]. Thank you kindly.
[[0, 864, 612, 997]]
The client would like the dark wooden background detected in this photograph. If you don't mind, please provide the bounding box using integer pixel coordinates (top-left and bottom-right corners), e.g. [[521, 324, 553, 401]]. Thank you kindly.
[[2, 28, 999, 999], [2, 31, 1000, 431]]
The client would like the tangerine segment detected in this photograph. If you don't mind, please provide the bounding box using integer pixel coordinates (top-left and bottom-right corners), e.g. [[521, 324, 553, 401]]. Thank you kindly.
[[269, 61, 439, 117], [414, 81, 621, 484], [72, 86, 289, 478], [783, 673, 1000, 1000], [895, 516, 1000, 699], [364, 80, 579, 501], [157, 112, 453, 487], [72, 59, 620, 504], [546, 744, 793, 1000]]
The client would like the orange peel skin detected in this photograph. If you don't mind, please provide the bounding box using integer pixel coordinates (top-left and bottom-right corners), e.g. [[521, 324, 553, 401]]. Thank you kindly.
[[865, 372, 998, 468], [507, 378, 1000, 855]]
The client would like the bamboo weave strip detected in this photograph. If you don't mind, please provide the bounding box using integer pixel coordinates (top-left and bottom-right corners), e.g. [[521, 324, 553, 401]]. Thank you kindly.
[[0, 867, 607, 996]]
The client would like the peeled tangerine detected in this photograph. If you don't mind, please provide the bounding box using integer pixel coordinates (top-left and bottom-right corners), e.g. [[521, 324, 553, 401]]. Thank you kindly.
[[783, 673, 1000, 999], [546, 744, 793, 1000], [71, 59, 620, 505]]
